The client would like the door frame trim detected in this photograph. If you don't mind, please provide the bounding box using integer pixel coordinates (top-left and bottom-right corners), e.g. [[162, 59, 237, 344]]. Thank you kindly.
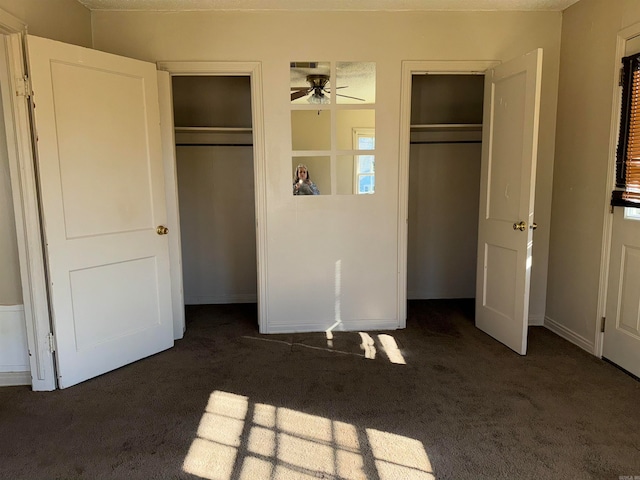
[[157, 71, 185, 340], [1, 25, 57, 389], [397, 60, 498, 327], [597, 21, 640, 358], [157, 61, 268, 333]]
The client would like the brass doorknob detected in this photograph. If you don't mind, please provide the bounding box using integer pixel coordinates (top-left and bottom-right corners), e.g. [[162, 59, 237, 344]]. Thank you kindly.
[[513, 221, 526, 231], [530, 223, 538, 230], [156, 225, 169, 235]]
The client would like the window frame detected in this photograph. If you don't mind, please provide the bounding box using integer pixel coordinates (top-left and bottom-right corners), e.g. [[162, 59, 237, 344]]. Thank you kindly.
[[352, 127, 375, 194], [613, 52, 640, 207]]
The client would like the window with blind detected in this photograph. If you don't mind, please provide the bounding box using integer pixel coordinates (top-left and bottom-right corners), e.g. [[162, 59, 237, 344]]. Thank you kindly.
[[614, 52, 640, 206]]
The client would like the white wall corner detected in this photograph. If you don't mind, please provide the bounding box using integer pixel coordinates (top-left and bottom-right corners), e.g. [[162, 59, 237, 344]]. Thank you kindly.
[[544, 316, 595, 354]]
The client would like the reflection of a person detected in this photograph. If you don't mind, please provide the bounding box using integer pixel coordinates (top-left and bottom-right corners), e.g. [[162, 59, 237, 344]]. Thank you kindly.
[[293, 164, 320, 195]]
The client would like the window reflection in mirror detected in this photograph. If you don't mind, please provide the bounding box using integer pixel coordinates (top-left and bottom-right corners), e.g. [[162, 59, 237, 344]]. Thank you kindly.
[[337, 124, 375, 195], [336, 62, 376, 104], [337, 155, 375, 195], [291, 110, 331, 151], [336, 110, 375, 150], [292, 156, 330, 195], [290, 62, 331, 105]]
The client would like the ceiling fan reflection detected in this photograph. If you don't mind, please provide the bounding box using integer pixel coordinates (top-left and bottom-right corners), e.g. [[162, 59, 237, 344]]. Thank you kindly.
[[291, 74, 365, 103]]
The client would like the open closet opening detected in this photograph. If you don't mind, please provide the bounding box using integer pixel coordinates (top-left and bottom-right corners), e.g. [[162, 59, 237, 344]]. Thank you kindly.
[[171, 76, 258, 309], [407, 73, 484, 301]]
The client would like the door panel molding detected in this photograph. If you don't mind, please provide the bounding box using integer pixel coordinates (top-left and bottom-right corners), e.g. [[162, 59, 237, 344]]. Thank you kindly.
[[616, 245, 640, 338]]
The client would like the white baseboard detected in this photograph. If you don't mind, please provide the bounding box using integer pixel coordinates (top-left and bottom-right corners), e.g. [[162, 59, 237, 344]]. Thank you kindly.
[[185, 294, 257, 305], [528, 314, 545, 326], [266, 319, 399, 334], [407, 292, 474, 300], [544, 316, 595, 354], [0, 371, 31, 387]]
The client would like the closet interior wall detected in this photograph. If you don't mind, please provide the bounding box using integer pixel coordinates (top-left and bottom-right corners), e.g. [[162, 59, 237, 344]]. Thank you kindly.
[[407, 74, 484, 300], [172, 76, 257, 305]]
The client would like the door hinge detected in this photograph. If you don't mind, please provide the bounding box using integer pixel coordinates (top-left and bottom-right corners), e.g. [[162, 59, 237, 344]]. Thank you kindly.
[[15, 75, 31, 98], [600, 316, 606, 333], [47, 332, 56, 353], [619, 67, 625, 87]]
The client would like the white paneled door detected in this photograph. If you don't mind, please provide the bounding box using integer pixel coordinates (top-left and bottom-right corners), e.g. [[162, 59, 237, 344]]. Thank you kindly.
[[475, 49, 542, 355], [27, 35, 173, 388], [603, 208, 640, 378]]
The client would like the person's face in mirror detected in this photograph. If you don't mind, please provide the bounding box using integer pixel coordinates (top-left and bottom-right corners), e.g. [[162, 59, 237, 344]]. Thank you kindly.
[[297, 166, 308, 182]]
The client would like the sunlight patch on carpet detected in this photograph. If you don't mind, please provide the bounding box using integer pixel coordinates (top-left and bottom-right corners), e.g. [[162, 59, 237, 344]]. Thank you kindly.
[[378, 334, 407, 364], [243, 332, 408, 365], [368, 428, 434, 478], [182, 391, 248, 479], [183, 390, 435, 479], [359, 332, 376, 359]]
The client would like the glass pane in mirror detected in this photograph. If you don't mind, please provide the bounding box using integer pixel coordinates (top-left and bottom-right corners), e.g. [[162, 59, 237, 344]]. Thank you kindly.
[[336, 110, 375, 151], [337, 155, 375, 195], [291, 110, 331, 151], [292, 156, 330, 195], [290, 61, 331, 105], [336, 62, 376, 104]]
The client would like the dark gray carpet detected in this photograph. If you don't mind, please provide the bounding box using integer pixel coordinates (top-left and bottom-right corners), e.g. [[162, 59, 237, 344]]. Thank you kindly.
[[1, 300, 639, 480]]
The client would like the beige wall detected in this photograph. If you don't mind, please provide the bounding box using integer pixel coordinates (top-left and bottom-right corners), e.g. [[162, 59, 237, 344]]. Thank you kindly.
[[90, 10, 562, 330], [0, 0, 91, 306], [172, 75, 257, 304], [546, 0, 640, 348], [0, 88, 21, 304], [177, 146, 257, 303], [408, 74, 483, 300], [291, 109, 375, 195], [0, 0, 91, 47], [408, 143, 481, 299]]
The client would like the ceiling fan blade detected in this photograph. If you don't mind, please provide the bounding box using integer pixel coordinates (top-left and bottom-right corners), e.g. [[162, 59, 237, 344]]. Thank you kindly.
[[324, 86, 348, 91], [334, 92, 366, 101], [291, 88, 311, 101]]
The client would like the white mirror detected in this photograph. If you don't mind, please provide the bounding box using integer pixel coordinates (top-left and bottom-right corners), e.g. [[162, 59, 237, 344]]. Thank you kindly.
[[336, 62, 376, 104], [291, 62, 376, 196], [290, 61, 331, 105], [336, 110, 375, 150], [291, 110, 331, 151], [292, 157, 330, 195]]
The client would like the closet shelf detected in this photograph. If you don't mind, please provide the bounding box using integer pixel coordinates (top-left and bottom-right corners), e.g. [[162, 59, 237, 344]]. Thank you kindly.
[[174, 126, 252, 133], [410, 123, 482, 132]]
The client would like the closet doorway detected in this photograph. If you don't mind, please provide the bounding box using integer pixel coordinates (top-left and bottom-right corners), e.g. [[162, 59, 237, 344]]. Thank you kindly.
[[399, 53, 543, 355], [407, 73, 484, 301], [169, 71, 263, 325]]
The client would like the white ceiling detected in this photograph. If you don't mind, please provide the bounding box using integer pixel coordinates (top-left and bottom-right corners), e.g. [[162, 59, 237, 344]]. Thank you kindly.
[[76, 0, 581, 12]]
